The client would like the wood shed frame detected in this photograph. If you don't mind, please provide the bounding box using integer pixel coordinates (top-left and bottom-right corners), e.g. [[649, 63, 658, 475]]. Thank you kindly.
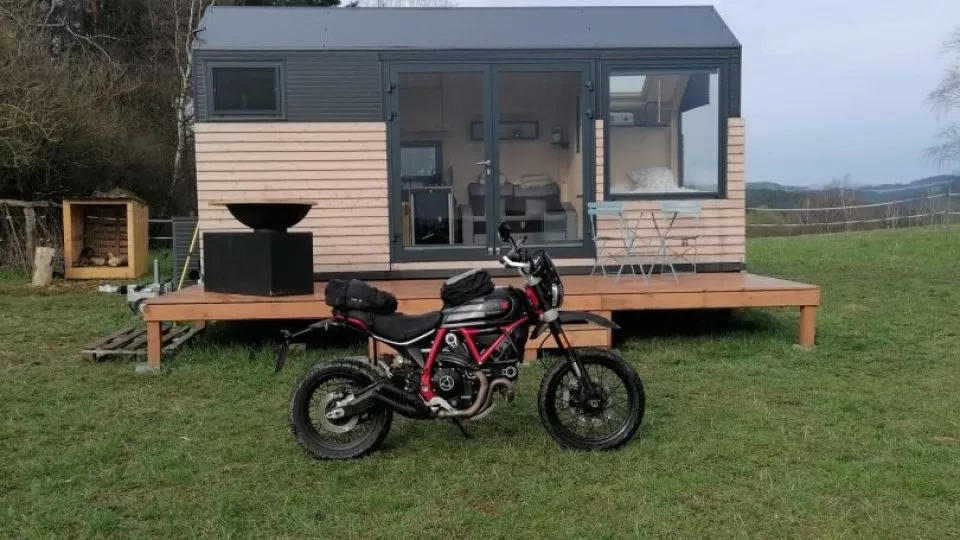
[[63, 198, 149, 280]]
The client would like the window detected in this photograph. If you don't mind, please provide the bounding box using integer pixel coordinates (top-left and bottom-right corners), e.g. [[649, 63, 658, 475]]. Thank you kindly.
[[606, 68, 722, 198], [210, 63, 283, 117]]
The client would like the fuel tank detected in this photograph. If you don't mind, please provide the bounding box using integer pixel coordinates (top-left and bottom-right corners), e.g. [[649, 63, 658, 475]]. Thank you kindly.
[[440, 286, 526, 328]]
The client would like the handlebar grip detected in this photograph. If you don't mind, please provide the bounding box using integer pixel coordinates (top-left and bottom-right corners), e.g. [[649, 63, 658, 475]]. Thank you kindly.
[[500, 255, 531, 271]]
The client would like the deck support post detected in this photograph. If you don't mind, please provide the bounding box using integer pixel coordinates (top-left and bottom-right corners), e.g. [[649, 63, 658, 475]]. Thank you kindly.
[[798, 305, 817, 350], [146, 321, 162, 368]]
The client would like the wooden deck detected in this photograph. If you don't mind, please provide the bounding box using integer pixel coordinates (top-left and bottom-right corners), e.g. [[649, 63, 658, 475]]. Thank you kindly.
[[142, 272, 820, 367]]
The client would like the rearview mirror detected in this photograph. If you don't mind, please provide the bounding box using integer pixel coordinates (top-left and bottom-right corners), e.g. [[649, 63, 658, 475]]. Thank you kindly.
[[497, 222, 513, 242]]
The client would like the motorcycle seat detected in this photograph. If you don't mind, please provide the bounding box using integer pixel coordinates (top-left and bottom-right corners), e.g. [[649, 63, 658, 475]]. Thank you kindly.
[[347, 310, 442, 343]]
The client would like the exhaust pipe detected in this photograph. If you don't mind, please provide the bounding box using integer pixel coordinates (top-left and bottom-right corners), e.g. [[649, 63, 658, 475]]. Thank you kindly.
[[436, 373, 515, 419], [437, 371, 490, 419], [372, 393, 432, 419]]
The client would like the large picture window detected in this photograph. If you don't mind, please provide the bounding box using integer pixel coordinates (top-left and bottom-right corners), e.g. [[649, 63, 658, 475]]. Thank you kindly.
[[606, 68, 722, 198], [209, 62, 283, 118]]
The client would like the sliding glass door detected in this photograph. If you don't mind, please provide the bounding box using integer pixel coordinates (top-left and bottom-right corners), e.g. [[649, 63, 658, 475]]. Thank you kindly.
[[495, 68, 587, 251], [387, 62, 593, 263]]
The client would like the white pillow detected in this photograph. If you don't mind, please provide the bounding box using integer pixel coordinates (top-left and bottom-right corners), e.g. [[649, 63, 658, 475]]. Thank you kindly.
[[628, 167, 677, 192]]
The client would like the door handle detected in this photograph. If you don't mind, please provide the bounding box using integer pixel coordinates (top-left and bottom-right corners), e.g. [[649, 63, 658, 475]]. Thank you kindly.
[[476, 159, 492, 177]]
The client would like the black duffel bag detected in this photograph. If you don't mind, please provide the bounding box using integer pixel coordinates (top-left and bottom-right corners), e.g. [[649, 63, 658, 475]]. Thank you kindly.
[[440, 269, 494, 308], [325, 278, 398, 314]]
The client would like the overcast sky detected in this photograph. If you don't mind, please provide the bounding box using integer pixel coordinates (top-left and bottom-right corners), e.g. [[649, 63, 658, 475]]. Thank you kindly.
[[458, 0, 960, 186]]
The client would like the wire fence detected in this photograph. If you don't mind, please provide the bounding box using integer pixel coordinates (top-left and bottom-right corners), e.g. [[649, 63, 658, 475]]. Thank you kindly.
[[148, 218, 173, 248], [746, 191, 958, 237]]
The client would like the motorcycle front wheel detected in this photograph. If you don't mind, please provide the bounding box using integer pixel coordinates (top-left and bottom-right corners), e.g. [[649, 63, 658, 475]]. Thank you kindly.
[[537, 349, 645, 451], [288, 359, 393, 460]]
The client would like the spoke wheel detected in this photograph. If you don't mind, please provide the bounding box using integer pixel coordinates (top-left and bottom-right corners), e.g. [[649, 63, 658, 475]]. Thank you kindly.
[[538, 349, 644, 451], [289, 359, 393, 460]]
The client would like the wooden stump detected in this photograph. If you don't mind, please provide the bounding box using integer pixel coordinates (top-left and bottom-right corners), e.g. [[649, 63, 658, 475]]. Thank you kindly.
[[31, 246, 56, 287]]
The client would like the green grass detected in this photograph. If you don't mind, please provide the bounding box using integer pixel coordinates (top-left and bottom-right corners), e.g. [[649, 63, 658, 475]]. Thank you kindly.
[[2, 227, 960, 538]]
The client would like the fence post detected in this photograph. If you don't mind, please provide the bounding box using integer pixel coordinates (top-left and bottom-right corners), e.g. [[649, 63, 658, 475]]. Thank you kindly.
[[23, 206, 37, 272], [947, 188, 953, 230]]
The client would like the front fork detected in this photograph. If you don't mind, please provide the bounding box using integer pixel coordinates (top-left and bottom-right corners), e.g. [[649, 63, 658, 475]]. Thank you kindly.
[[548, 320, 597, 393]]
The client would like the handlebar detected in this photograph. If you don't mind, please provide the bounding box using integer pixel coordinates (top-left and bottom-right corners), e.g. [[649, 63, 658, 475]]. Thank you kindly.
[[500, 255, 530, 271]]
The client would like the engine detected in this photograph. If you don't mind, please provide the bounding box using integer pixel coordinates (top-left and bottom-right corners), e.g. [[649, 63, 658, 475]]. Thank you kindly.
[[431, 352, 520, 410], [431, 354, 480, 409]]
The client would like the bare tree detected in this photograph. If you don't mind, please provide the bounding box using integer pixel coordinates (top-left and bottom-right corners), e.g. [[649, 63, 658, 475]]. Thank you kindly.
[[170, 0, 216, 201], [929, 27, 960, 167], [826, 173, 858, 230]]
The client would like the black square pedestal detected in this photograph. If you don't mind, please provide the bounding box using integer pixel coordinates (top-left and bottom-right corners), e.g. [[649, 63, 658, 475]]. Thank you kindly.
[[203, 231, 313, 296]]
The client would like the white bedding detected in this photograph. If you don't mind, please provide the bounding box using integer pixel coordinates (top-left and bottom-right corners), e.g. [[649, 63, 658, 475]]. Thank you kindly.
[[612, 166, 701, 194]]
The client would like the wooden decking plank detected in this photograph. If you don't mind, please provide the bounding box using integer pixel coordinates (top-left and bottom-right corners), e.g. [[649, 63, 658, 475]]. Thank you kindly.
[[123, 328, 153, 353], [163, 327, 203, 353], [82, 327, 135, 351], [103, 328, 146, 351], [82, 324, 203, 361], [144, 272, 821, 322]]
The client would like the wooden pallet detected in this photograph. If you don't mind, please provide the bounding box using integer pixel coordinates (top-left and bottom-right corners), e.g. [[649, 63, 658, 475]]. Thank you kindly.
[[82, 324, 202, 361]]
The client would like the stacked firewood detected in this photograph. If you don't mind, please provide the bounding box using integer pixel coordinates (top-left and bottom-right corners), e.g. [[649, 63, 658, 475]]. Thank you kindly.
[[77, 247, 127, 267]]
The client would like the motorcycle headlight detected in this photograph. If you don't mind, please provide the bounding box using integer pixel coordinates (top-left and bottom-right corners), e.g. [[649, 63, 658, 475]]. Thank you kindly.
[[550, 282, 564, 308]]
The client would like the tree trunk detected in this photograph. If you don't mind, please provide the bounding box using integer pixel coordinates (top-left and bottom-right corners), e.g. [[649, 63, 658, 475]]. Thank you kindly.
[[169, 0, 210, 207]]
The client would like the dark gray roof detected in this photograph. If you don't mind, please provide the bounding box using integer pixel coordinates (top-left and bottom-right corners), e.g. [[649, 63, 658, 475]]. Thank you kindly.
[[195, 6, 740, 51]]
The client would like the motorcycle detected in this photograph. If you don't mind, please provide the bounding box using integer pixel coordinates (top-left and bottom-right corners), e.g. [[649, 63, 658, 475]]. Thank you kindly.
[[275, 223, 645, 460]]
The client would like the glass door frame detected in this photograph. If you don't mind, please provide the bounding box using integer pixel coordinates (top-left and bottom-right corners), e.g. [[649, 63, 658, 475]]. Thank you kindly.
[[491, 62, 595, 260], [386, 61, 596, 263]]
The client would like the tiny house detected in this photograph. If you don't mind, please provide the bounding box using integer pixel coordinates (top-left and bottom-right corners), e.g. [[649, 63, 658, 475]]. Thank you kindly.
[[192, 5, 743, 279]]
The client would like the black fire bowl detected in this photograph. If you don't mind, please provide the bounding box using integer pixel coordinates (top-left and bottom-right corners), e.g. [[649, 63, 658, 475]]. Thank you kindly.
[[210, 199, 317, 232]]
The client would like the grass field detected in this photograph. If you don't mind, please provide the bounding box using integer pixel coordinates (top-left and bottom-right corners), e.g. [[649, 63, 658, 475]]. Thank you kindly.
[[2, 227, 959, 538]]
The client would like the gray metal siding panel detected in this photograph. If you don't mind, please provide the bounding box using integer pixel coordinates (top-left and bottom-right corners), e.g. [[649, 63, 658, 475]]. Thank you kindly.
[[194, 52, 208, 121], [195, 50, 381, 122], [729, 54, 742, 117]]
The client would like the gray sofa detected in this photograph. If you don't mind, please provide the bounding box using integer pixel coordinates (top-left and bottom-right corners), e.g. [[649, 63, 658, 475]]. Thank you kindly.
[[459, 181, 578, 245]]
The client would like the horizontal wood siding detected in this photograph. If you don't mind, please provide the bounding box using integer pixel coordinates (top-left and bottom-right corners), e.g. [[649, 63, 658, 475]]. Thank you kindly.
[[195, 122, 390, 274], [596, 117, 746, 266]]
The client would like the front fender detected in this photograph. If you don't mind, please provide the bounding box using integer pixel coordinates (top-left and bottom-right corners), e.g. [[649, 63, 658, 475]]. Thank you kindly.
[[531, 310, 620, 339]]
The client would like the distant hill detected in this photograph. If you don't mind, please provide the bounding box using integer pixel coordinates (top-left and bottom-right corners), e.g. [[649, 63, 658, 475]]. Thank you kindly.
[[746, 175, 960, 208]]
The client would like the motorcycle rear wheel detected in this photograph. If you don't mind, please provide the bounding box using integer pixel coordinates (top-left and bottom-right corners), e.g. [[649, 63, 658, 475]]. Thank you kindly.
[[537, 349, 645, 451], [288, 359, 393, 460]]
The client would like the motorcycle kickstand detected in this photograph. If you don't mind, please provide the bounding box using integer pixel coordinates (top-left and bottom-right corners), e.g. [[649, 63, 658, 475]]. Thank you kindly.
[[451, 419, 473, 440]]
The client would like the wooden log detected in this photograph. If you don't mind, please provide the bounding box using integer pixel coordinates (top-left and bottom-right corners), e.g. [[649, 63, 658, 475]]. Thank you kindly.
[[31, 246, 56, 287]]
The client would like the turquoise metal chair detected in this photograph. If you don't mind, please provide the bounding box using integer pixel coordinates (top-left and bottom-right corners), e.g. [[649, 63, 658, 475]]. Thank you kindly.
[[587, 201, 649, 282], [653, 200, 702, 281]]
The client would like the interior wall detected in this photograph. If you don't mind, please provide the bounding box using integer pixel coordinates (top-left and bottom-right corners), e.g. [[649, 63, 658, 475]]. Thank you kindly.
[[607, 128, 672, 191]]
